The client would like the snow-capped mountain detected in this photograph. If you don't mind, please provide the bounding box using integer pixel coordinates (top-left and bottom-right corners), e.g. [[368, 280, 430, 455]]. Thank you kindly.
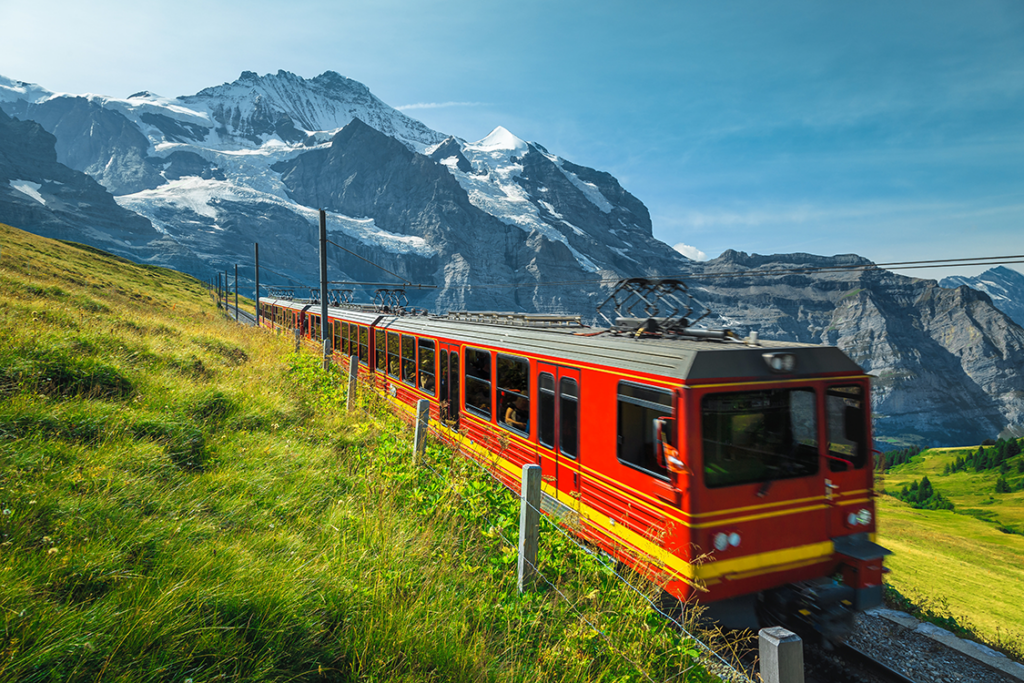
[[940, 266, 1024, 329], [0, 70, 682, 313]]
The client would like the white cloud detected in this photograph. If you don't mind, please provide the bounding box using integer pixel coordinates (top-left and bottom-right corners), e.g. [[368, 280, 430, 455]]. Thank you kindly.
[[396, 101, 488, 111], [673, 243, 707, 261]]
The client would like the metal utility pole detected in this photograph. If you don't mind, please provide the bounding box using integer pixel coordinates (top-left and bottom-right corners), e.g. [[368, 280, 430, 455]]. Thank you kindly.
[[254, 243, 260, 327], [319, 209, 329, 347], [224, 268, 229, 312], [234, 264, 239, 321]]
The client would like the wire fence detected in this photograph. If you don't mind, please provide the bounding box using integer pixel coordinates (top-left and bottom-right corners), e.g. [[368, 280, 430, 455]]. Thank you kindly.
[[409, 413, 752, 683]]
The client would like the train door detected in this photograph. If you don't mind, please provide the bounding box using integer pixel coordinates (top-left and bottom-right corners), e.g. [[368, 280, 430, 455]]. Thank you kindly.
[[822, 383, 872, 538], [537, 362, 581, 500], [438, 343, 460, 430]]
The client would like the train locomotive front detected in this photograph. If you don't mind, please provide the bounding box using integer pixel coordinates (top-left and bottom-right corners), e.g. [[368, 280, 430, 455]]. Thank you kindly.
[[653, 340, 890, 641]]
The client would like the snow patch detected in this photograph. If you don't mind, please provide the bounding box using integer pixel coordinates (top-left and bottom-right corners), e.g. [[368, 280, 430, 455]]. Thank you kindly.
[[9, 180, 45, 205], [320, 212, 437, 256], [557, 165, 613, 213]]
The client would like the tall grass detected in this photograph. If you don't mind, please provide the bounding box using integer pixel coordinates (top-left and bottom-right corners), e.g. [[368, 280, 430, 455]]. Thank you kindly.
[[0, 224, 724, 682]]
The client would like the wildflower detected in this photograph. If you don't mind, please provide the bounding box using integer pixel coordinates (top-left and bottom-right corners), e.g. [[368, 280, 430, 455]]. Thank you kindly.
[[2, 509, 10, 516], [47, 547, 59, 554]]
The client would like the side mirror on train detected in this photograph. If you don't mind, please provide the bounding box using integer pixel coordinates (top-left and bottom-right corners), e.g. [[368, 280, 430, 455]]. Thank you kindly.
[[654, 417, 690, 475]]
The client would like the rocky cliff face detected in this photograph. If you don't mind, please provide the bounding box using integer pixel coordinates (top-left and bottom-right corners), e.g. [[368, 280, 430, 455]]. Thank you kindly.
[[0, 108, 203, 271], [690, 252, 1024, 444]]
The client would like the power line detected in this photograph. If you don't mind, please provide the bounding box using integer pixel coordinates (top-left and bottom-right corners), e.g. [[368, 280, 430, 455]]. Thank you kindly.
[[324, 237, 411, 285]]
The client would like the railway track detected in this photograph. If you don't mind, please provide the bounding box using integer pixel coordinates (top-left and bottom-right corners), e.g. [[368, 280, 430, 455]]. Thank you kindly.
[[833, 642, 919, 683]]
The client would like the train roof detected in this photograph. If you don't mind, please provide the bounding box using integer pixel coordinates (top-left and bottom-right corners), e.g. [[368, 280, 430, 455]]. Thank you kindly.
[[260, 298, 865, 384]]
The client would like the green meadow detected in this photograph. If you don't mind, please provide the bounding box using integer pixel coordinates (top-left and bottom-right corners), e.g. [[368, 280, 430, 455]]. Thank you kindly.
[[0, 223, 722, 682], [878, 446, 1024, 659]]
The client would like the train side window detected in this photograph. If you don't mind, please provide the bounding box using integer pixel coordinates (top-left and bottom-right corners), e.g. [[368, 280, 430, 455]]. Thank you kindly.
[[560, 378, 579, 458], [387, 332, 401, 378], [337, 322, 346, 355], [401, 335, 416, 385], [617, 382, 672, 478], [358, 326, 369, 364], [827, 385, 866, 471], [418, 339, 436, 395], [497, 354, 529, 436], [375, 330, 386, 372], [538, 373, 555, 447], [464, 347, 492, 420]]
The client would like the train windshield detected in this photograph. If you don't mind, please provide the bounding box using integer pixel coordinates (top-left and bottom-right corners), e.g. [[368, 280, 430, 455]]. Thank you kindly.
[[701, 388, 818, 488]]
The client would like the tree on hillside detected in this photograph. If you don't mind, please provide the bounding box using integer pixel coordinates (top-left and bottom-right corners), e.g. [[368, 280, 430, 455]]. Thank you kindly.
[[995, 476, 1011, 494], [895, 476, 954, 510]]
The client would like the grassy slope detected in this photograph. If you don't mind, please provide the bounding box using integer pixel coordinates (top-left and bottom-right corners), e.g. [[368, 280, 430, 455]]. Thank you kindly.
[[878, 448, 1024, 658], [878, 498, 1024, 655], [882, 447, 1024, 531], [0, 223, 720, 682]]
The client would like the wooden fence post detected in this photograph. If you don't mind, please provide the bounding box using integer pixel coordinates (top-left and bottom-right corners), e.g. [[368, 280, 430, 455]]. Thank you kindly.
[[413, 399, 429, 465], [759, 627, 804, 683], [347, 355, 358, 411], [518, 464, 541, 593]]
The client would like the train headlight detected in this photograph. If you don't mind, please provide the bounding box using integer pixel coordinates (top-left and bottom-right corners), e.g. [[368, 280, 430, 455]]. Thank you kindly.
[[762, 353, 796, 374], [857, 508, 872, 526], [713, 533, 729, 552], [728, 532, 741, 548], [847, 513, 858, 527]]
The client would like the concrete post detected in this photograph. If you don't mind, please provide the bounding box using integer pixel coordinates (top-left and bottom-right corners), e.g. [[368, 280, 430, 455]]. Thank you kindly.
[[346, 355, 358, 411], [413, 399, 429, 465], [759, 627, 804, 683], [322, 338, 332, 371], [518, 464, 542, 593], [294, 327, 300, 353]]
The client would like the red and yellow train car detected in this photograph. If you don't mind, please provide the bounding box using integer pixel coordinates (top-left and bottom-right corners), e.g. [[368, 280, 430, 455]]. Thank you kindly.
[[259, 298, 889, 639]]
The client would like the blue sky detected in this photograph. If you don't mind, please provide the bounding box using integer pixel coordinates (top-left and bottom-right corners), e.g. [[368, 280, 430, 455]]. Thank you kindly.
[[2, 0, 1022, 278]]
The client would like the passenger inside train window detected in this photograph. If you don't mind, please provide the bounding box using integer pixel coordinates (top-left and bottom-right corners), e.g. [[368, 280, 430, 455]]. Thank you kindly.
[[497, 354, 529, 435], [504, 396, 528, 432], [418, 338, 436, 395], [401, 335, 416, 385]]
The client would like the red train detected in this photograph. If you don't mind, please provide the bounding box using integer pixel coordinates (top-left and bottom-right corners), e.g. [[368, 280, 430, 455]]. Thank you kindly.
[[259, 295, 889, 640]]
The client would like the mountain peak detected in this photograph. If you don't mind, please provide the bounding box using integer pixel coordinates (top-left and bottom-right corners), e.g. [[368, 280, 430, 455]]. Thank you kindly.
[[467, 126, 528, 153]]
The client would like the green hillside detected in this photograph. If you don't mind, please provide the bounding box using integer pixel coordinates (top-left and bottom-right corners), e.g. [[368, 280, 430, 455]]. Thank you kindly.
[[0, 223, 720, 682], [878, 443, 1024, 659]]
